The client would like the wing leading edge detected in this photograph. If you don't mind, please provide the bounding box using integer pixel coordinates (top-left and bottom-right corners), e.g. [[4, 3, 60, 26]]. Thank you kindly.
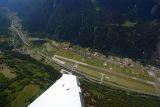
[[28, 74, 85, 107]]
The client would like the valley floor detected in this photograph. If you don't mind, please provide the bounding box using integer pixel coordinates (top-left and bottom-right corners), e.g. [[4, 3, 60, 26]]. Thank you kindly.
[[0, 9, 160, 107]]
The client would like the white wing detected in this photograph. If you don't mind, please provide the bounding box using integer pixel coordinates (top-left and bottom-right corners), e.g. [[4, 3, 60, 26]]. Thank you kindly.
[[28, 74, 85, 107]]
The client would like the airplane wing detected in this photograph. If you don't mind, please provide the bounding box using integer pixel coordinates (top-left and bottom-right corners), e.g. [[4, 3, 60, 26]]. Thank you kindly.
[[28, 74, 85, 107]]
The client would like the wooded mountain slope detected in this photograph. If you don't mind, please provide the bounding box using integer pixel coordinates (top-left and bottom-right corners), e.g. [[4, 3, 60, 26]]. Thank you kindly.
[[2, 0, 160, 60]]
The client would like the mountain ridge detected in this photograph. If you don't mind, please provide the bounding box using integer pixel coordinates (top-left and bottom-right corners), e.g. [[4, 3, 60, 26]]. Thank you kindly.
[[1, 0, 160, 62]]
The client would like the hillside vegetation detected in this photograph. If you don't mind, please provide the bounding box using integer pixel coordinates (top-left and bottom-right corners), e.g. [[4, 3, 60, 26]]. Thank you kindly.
[[0, 51, 61, 107], [0, 9, 10, 35], [5, 0, 160, 61]]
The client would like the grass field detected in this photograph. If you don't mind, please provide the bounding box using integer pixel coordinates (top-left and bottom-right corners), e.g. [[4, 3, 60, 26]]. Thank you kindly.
[[21, 39, 159, 96], [0, 51, 61, 107], [78, 65, 156, 93], [54, 56, 157, 94], [10, 84, 41, 107], [0, 64, 16, 79], [40, 40, 155, 83], [81, 79, 160, 107], [27, 40, 158, 95], [78, 65, 102, 79]]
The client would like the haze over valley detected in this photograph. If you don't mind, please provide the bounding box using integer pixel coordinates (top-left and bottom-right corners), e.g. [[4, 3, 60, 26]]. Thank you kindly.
[[0, 0, 160, 107]]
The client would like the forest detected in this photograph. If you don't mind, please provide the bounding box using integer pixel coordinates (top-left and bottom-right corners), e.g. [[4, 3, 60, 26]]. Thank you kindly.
[[0, 9, 10, 35], [0, 51, 61, 107], [4, 0, 159, 61]]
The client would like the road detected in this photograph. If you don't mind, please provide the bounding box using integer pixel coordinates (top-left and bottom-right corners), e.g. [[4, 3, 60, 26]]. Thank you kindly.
[[16, 29, 30, 46], [10, 17, 30, 46]]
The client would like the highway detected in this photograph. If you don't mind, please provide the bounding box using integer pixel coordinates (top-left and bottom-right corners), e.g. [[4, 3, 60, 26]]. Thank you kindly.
[[16, 29, 30, 46], [10, 18, 30, 46]]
